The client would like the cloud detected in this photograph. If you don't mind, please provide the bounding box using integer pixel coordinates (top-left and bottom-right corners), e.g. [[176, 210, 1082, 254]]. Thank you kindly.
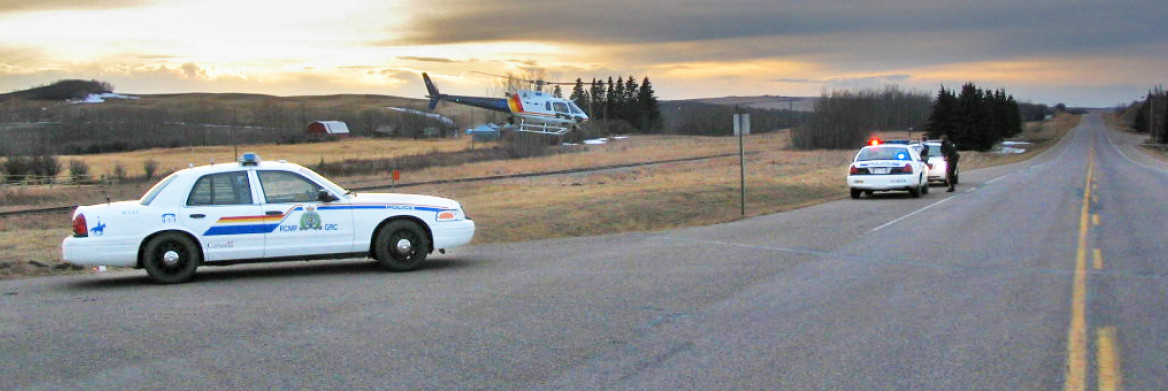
[[393, 0, 1168, 72], [180, 63, 207, 79], [397, 56, 457, 63], [0, 0, 149, 14]]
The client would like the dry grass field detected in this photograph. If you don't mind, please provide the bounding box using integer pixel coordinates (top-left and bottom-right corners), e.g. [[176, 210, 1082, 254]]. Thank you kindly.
[[0, 114, 1079, 279], [59, 136, 473, 180]]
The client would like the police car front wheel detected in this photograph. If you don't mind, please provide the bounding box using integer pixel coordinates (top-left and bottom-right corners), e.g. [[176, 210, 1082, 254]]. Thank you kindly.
[[374, 220, 430, 271]]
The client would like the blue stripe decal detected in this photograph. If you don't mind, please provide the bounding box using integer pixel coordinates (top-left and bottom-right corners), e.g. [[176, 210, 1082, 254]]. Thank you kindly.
[[201, 204, 455, 236], [204, 224, 280, 236]]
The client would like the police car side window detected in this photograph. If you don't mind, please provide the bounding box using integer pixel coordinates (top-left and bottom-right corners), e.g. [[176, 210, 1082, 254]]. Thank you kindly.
[[187, 172, 253, 206], [258, 171, 321, 203]]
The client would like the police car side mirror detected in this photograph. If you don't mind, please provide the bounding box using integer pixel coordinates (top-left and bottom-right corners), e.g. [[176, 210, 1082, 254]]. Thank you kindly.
[[317, 189, 338, 203]]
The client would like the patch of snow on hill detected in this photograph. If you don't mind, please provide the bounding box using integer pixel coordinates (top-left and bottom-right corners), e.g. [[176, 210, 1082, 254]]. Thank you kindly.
[[72, 93, 139, 104]]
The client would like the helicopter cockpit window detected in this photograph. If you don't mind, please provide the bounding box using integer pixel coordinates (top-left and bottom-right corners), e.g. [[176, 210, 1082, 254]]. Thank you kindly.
[[553, 102, 569, 114], [545, 102, 552, 111], [568, 102, 585, 115]]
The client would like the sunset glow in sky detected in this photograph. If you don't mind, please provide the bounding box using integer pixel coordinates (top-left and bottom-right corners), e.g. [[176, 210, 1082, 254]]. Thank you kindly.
[[2, 0, 1166, 107]]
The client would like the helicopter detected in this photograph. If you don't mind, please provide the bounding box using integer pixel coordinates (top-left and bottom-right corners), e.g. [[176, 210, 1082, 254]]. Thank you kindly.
[[422, 72, 589, 136]]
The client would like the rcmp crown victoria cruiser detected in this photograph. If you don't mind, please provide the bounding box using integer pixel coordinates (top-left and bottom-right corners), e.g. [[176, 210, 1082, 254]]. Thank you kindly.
[[61, 153, 475, 284]]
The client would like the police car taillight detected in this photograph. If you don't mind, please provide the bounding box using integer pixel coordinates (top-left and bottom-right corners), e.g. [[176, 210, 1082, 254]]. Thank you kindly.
[[72, 214, 88, 238], [849, 165, 859, 175], [902, 163, 913, 174]]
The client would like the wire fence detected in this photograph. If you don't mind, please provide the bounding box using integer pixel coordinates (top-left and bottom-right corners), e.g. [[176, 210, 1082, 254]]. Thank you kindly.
[[1, 174, 126, 188]]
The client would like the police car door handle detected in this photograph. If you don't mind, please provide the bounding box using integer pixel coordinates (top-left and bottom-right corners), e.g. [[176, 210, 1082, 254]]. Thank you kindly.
[[265, 211, 283, 216], [189, 214, 205, 219]]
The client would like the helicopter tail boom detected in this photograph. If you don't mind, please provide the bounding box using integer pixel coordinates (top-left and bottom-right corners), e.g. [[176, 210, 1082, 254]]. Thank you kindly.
[[422, 72, 441, 110]]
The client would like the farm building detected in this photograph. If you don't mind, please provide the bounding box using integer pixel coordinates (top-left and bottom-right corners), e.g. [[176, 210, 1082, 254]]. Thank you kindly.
[[307, 121, 350, 137]]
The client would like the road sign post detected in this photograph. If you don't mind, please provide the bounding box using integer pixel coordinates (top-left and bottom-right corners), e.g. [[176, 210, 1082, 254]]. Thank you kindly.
[[734, 113, 750, 217]]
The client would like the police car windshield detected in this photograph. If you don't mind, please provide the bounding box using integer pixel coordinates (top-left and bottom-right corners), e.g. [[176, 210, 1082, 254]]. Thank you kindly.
[[856, 146, 911, 162], [298, 167, 349, 195]]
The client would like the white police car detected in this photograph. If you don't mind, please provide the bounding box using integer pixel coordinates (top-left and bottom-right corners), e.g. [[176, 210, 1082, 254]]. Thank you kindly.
[[61, 153, 475, 284], [919, 141, 958, 185], [847, 143, 929, 199]]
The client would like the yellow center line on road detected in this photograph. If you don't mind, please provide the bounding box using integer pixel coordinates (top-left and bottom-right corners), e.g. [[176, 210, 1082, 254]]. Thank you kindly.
[[1064, 148, 1094, 391], [1093, 248, 1103, 270], [1098, 326, 1122, 391], [1092, 214, 1100, 226]]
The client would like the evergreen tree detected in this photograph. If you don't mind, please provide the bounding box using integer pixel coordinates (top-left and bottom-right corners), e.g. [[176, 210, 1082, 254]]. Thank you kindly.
[[589, 78, 605, 118], [956, 82, 994, 150], [552, 85, 563, 98], [926, 86, 957, 139], [1160, 96, 1168, 143], [605, 77, 616, 120], [1133, 99, 1148, 134], [623, 76, 639, 124], [570, 78, 588, 116], [636, 76, 662, 132], [611, 77, 626, 123], [1006, 94, 1023, 138]]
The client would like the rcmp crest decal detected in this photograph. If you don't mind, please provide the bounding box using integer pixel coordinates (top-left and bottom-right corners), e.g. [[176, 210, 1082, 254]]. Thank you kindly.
[[299, 205, 323, 230]]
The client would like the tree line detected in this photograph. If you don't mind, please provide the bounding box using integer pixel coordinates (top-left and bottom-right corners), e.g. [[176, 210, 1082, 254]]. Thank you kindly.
[[661, 101, 807, 136], [1128, 87, 1167, 144], [925, 83, 1023, 151], [567, 76, 663, 133], [792, 86, 933, 149]]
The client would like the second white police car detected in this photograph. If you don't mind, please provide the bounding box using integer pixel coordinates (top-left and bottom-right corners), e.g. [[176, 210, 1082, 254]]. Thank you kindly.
[[61, 153, 475, 284], [847, 141, 930, 199]]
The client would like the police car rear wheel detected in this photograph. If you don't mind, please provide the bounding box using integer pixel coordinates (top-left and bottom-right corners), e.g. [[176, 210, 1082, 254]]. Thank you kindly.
[[374, 220, 430, 271], [142, 233, 200, 284], [850, 188, 861, 199]]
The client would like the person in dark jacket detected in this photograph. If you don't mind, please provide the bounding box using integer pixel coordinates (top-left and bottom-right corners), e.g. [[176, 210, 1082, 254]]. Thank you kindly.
[[918, 135, 930, 162], [940, 135, 960, 192]]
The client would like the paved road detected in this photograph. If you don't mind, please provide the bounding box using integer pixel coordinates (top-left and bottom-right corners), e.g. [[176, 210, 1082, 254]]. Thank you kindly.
[[2, 114, 1165, 390]]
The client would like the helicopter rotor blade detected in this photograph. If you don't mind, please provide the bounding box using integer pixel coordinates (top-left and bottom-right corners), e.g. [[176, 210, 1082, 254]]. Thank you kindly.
[[469, 71, 576, 86]]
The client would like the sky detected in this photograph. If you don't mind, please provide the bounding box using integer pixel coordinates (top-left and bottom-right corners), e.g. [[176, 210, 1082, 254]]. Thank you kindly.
[[1, 0, 1166, 108]]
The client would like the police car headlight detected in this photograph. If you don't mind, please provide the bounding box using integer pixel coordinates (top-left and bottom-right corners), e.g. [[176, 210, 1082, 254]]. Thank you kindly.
[[437, 207, 469, 222]]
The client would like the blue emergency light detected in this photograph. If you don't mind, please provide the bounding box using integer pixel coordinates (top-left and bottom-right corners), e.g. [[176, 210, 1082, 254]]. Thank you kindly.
[[239, 152, 261, 166]]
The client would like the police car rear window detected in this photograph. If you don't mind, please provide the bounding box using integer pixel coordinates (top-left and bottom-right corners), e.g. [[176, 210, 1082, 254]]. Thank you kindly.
[[187, 172, 254, 206], [140, 172, 178, 206], [856, 147, 910, 162]]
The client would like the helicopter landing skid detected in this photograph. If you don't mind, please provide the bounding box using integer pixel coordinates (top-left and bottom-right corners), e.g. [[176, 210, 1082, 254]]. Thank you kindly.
[[514, 120, 570, 136]]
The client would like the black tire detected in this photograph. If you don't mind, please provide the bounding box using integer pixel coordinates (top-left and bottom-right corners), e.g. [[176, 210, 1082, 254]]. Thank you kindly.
[[921, 175, 929, 194], [373, 220, 430, 271], [142, 232, 200, 284], [850, 188, 861, 199], [908, 184, 921, 198]]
